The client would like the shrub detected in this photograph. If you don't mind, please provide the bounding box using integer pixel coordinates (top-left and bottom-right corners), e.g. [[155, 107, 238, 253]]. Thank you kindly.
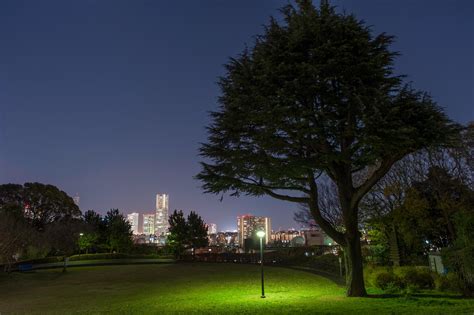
[[68, 253, 172, 261], [69, 253, 129, 261], [402, 284, 419, 297], [435, 274, 451, 292], [384, 281, 402, 294], [435, 273, 461, 292], [364, 266, 391, 288], [17, 256, 64, 265], [374, 271, 403, 291], [305, 254, 343, 275], [21, 245, 50, 261], [397, 267, 434, 290]]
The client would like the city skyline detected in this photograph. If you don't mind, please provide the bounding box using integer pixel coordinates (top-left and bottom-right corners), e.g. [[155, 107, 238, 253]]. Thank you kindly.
[[1, 1, 472, 231]]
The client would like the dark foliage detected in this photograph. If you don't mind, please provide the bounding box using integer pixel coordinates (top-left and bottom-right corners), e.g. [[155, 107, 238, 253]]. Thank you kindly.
[[196, 0, 457, 296], [104, 209, 133, 253], [0, 182, 81, 229], [167, 210, 209, 257]]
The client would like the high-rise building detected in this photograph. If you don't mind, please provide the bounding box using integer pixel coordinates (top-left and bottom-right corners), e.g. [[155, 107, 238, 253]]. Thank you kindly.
[[207, 223, 217, 235], [143, 213, 156, 235], [237, 214, 271, 246], [155, 193, 169, 236], [271, 229, 301, 244], [127, 212, 140, 235]]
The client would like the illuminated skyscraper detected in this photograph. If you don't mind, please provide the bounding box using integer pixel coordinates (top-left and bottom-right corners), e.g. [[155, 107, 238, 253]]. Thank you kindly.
[[143, 213, 156, 235], [207, 223, 217, 235], [155, 193, 169, 236], [127, 212, 140, 235], [237, 215, 271, 246]]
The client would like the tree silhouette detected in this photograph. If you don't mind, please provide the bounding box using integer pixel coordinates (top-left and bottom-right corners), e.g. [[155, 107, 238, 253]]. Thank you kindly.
[[197, 1, 458, 296]]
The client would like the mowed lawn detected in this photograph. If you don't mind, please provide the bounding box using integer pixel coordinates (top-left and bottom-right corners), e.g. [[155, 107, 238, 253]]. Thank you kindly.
[[0, 263, 473, 314]]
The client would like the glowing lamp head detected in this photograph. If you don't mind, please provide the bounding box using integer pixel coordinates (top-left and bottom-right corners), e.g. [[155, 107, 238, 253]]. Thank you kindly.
[[256, 230, 266, 238]]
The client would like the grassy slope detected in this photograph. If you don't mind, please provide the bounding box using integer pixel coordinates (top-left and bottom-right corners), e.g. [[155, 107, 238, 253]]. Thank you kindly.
[[0, 263, 472, 314]]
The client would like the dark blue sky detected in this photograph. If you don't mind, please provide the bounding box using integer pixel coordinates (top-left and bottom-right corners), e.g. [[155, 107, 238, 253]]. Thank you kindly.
[[1, 1, 473, 231]]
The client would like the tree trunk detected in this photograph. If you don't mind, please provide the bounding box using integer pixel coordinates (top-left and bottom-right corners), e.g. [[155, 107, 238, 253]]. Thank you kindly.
[[343, 249, 348, 285], [344, 229, 367, 297], [389, 224, 400, 267]]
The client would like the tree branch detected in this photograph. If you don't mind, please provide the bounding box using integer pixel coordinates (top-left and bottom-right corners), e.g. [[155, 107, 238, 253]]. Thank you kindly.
[[307, 173, 346, 245], [352, 155, 403, 209], [241, 177, 310, 203], [264, 189, 310, 203]]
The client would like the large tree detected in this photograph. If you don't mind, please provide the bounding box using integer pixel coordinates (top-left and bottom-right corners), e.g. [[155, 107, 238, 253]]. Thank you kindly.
[[167, 210, 209, 257], [362, 123, 473, 266], [398, 166, 474, 251], [83, 209, 108, 250], [361, 154, 426, 266], [104, 209, 133, 253], [187, 211, 209, 253], [167, 210, 188, 257], [196, 1, 457, 296], [0, 204, 32, 271], [45, 218, 82, 272], [0, 182, 81, 229]]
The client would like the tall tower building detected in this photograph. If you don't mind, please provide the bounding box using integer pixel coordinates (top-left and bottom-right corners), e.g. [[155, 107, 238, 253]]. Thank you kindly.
[[127, 212, 140, 235], [155, 193, 169, 236], [143, 213, 156, 235], [237, 214, 271, 246], [206, 223, 217, 235]]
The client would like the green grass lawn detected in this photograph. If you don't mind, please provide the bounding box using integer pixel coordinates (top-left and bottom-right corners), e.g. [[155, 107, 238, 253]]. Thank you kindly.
[[0, 263, 472, 314]]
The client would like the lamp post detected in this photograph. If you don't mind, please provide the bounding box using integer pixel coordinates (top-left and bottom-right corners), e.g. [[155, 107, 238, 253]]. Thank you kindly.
[[256, 230, 266, 298]]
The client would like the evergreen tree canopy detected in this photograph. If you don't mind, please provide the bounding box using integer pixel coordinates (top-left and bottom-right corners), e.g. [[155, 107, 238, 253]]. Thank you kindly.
[[104, 209, 133, 253], [187, 211, 209, 250], [167, 210, 209, 257], [197, 0, 458, 296]]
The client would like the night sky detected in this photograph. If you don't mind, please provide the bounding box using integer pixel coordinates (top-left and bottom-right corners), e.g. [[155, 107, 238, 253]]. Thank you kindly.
[[1, 1, 473, 231]]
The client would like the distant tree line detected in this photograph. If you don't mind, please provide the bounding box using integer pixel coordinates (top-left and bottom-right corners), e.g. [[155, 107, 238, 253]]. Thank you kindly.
[[0, 183, 133, 272], [0, 182, 213, 272]]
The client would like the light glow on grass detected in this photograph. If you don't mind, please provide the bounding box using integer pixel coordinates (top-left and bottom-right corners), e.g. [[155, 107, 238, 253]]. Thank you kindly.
[[0, 263, 472, 314]]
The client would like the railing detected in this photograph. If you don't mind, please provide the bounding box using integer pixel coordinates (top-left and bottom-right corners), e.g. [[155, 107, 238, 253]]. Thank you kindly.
[[181, 245, 336, 265]]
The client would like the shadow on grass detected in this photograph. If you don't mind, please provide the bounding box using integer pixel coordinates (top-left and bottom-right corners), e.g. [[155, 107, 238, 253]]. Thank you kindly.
[[283, 265, 346, 286], [367, 293, 467, 300], [0, 269, 68, 283]]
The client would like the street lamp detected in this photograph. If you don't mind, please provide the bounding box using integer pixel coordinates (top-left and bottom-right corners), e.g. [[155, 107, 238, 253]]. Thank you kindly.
[[256, 229, 266, 298]]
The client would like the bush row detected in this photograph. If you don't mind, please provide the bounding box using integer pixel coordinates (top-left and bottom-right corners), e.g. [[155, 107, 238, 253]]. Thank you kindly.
[[17, 253, 173, 265], [69, 253, 172, 261], [365, 266, 460, 293]]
